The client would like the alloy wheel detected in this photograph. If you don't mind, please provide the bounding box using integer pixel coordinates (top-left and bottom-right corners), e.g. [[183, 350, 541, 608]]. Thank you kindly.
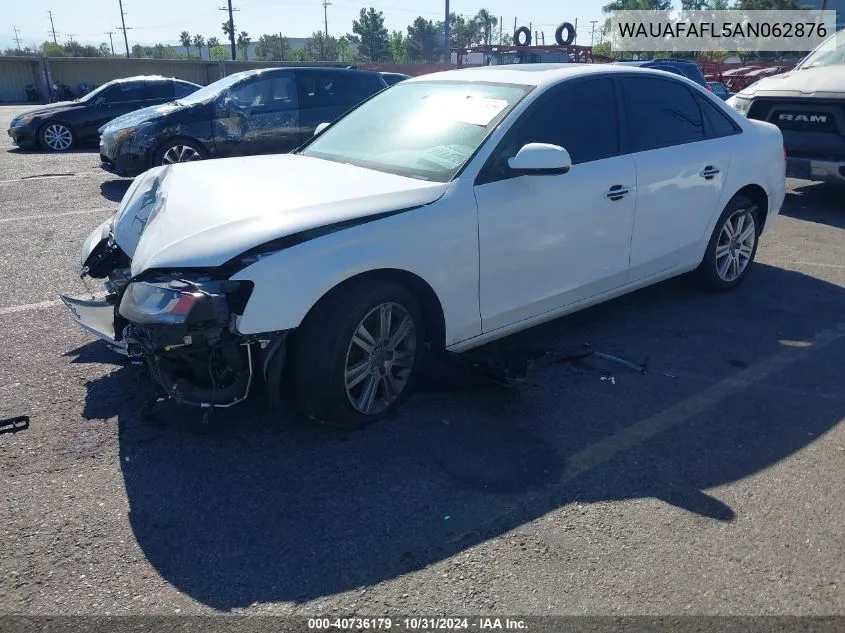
[[161, 145, 201, 165], [43, 124, 73, 151], [344, 302, 417, 416], [715, 209, 756, 282]]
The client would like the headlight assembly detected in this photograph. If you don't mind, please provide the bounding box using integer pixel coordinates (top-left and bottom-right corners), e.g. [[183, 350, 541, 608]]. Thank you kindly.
[[12, 114, 37, 127], [119, 277, 253, 327], [730, 96, 752, 116]]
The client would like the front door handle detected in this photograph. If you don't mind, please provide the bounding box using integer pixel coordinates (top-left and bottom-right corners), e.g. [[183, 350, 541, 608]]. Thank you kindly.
[[700, 165, 720, 179], [605, 185, 629, 201]]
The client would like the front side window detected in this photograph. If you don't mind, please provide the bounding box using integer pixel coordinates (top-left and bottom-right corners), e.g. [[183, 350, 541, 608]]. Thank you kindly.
[[110, 81, 147, 102], [144, 80, 175, 100], [478, 77, 620, 185], [299, 81, 531, 182], [229, 73, 297, 110], [621, 76, 704, 152]]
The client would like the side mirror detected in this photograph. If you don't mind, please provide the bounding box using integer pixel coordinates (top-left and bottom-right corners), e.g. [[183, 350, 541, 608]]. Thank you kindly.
[[507, 143, 572, 175], [314, 122, 330, 136]]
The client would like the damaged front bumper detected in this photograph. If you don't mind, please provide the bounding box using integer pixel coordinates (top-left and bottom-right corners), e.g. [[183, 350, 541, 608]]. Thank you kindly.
[[62, 226, 289, 410]]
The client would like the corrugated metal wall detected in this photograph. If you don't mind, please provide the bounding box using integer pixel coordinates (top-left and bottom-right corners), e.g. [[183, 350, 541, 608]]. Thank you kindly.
[[0, 56, 454, 103], [48, 58, 213, 88], [0, 58, 42, 102]]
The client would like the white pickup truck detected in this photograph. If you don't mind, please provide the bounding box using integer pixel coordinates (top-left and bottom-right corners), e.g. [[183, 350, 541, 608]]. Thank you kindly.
[[727, 29, 845, 185]]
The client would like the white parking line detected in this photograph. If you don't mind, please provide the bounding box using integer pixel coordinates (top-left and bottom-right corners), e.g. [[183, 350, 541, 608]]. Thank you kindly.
[[795, 261, 845, 270], [560, 321, 845, 482], [0, 299, 64, 315], [0, 207, 115, 223]]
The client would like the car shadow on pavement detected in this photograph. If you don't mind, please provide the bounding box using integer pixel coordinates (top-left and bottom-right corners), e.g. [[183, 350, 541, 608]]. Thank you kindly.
[[6, 147, 98, 156], [781, 182, 845, 229], [100, 179, 132, 202], [80, 263, 845, 610]]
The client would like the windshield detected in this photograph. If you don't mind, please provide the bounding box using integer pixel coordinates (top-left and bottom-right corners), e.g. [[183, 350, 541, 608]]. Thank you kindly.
[[299, 81, 531, 182], [799, 29, 845, 69], [174, 70, 255, 105]]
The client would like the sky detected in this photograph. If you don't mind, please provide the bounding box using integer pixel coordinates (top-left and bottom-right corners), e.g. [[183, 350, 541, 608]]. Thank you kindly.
[[3, 0, 608, 51]]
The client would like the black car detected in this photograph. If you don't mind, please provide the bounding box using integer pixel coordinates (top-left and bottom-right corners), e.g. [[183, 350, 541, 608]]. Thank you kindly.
[[7, 76, 201, 152], [615, 59, 709, 89], [98, 66, 389, 177]]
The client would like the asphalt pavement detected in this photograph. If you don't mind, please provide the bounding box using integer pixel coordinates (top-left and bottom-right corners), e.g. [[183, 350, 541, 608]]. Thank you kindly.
[[1, 104, 843, 617]]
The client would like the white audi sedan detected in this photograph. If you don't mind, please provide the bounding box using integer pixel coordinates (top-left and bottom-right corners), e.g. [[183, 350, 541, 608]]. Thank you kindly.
[[62, 64, 786, 429]]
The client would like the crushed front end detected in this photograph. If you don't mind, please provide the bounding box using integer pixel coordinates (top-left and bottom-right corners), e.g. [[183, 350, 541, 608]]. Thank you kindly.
[[59, 166, 288, 411]]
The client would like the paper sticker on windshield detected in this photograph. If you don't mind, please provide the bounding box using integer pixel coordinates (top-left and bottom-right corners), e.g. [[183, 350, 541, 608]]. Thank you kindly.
[[420, 95, 509, 127]]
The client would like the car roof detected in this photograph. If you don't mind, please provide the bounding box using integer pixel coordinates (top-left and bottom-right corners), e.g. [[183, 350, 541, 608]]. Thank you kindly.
[[404, 63, 703, 88]]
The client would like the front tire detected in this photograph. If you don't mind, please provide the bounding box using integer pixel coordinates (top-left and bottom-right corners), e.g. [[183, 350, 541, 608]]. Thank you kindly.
[[39, 121, 75, 151], [153, 138, 205, 167], [287, 278, 425, 430], [694, 195, 760, 291]]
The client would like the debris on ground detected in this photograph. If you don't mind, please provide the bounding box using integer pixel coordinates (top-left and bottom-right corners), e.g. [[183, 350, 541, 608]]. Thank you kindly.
[[0, 415, 30, 435]]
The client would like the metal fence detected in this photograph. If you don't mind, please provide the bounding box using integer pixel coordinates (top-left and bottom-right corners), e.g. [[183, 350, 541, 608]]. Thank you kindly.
[[0, 56, 463, 103]]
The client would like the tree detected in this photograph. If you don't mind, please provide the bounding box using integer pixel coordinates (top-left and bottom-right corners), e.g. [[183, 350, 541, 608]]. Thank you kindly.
[[98, 42, 111, 56], [336, 36, 359, 63], [237, 31, 251, 60], [208, 36, 220, 47], [179, 31, 192, 58], [209, 44, 229, 61], [63, 40, 104, 57], [255, 33, 289, 61], [474, 9, 498, 46], [389, 30, 408, 63], [350, 7, 390, 62], [305, 31, 340, 60], [41, 41, 66, 56], [405, 17, 439, 62], [602, 0, 672, 11], [192, 34, 205, 59]]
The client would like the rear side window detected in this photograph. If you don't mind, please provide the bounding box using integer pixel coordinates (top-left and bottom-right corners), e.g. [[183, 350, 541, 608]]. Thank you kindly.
[[144, 80, 175, 100], [297, 71, 381, 109], [174, 81, 197, 98], [696, 94, 741, 138], [621, 76, 704, 151]]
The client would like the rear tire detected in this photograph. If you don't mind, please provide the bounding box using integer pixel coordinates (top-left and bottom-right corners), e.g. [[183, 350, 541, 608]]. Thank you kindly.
[[287, 278, 425, 430], [693, 195, 760, 291]]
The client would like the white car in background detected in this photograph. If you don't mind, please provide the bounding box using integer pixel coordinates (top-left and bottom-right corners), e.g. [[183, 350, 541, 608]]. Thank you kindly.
[[62, 64, 786, 429]]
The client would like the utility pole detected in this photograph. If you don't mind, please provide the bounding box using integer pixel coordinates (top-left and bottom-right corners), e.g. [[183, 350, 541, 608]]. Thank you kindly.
[[499, 16, 502, 44], [106, 31, 115, 56], [590, 20, 597, 46], [322, 0, 331, 60], [219, 1, 239, 61], [47, 11, 58, 45], [117, 0, 131, 57], [573, 18, 578, 45], [12, 26, 22, 51], [444, 0, 450, 63]]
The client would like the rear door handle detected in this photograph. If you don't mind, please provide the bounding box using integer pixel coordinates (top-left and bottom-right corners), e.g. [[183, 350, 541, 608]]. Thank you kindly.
[[700, 166, 720, 179], [605, 185, 629, 201]]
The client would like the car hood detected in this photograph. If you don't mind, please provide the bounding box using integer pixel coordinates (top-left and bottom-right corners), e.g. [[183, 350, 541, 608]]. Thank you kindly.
[[99, 101, 186, 133], [118, 154, 450, 276], [13, 101, 80, 120], [737, 66, 845, 98]]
